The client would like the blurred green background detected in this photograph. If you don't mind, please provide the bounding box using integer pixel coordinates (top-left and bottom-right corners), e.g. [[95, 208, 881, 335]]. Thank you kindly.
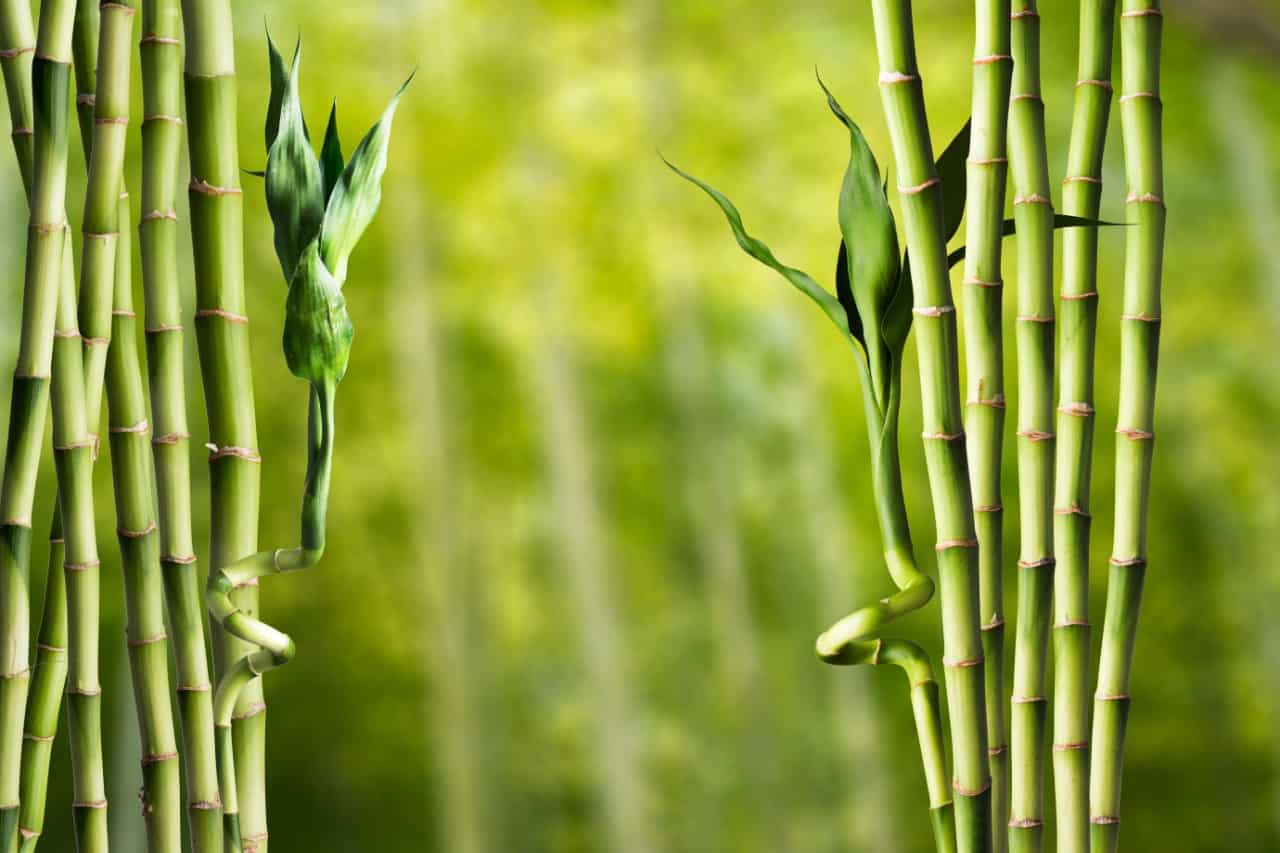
[[2, 0, 1279, 850]]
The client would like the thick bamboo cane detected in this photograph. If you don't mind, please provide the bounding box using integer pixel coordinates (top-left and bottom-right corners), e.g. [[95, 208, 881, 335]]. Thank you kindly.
[[1090, 3, 1164, 850]]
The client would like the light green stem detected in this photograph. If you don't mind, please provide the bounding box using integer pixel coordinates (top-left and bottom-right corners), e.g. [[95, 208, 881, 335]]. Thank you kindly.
[[865, 2, 991, 850], [1090, 3, 1164, 851], [1053, 4, 1116, 853], [960, 2, 1011, 844], [0, 0, 35, 195], [1008, 3, 1054, 852]]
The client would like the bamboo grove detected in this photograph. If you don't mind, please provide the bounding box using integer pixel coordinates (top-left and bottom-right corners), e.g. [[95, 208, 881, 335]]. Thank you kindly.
[[670, 1, 1166, 852], [0, 1, 406, 851]]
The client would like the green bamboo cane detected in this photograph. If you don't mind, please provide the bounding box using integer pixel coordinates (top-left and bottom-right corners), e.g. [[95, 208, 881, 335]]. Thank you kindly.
[[177, 4, 265, 849], [139, 1, 224, 850], [0, 0, 75, 846], [865, 3, 991, 850], [1052, 3, 1116, 852], [1090, 3, 1164, 850], [1007, 4, 1054, 852], [0, 0, 35, 195], [105, 192, 183, 853], [960, 3, 1011, 845], [72, 0, 98, 158]]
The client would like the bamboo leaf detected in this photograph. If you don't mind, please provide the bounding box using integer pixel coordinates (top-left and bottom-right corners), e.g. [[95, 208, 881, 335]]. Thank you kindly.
[[834, 242, 865, 346], [284, 239, 354, 384], [664, 156, 850, 337], [265, 41, 325, 284], [265, 30, 297, 152], [946, 214, 1126, 268], [320, 101, 344, 202], [936, 119, 971, 243], [320, 72, 414, 286]]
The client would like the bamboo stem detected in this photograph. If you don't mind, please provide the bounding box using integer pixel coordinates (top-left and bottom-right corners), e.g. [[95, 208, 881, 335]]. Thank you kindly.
[[1053, 4, 1116, 852], [178, 3, 264, 850], [1007, 3, 1054, 852], [865, 3, 991, 850], [1090, 3, 1164, 850], [961, 2, 1012, 845], [139, 0, 223, 849], [0, 0, 75, 847], [0, 0, 35, 195]]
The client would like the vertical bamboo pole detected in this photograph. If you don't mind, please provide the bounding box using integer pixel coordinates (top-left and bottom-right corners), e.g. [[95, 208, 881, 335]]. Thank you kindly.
[[865, 2, 991, 850], [1090, 3, 1164, 850], [0, 0, 35, 196], [178, 3, 264, 850], [1052, 3, 1116, 852], [961, 2, 1012, 844]]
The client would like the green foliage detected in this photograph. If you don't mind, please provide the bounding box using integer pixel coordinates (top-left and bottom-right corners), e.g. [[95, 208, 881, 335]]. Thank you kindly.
[[265, 40, 325, 283], [283, 240, 354, 384]]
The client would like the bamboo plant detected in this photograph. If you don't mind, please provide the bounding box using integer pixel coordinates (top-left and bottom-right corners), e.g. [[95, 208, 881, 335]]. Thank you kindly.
[[139, 0, 225, 849], [1091, 2, 1165, 850], [1053, 3, 1117, 852], [199, 37, 407, 853], [959, 3, 1012, 845]]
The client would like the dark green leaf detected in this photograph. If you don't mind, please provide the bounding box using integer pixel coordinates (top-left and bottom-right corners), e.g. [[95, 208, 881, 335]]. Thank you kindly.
[[664, 156, 849, 336], [283, 239, 354, 384], [936, 119, 971, 243], [265, 31, 295, 152], [834, 241, 864, 346], [320, 71, 414, 285], [265, 42, 325, 283], [946, 213, 1126, 268], [882, 255, 913, 355], [320, 101, 344, 202]]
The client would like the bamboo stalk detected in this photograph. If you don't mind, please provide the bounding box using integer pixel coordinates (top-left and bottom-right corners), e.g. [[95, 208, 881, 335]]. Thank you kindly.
[[960, 2, 1012, 844], [1090, 3, 1164, 850], [1052, 3, 1116, 852], [178, 4, 265, 850], [0, 0, 35, 195], [865, 3, 991, 850], [0, 0, 75, 846], [105, 192, 182, 853], [1007, 4, 1054, 852], [139, 0, 223, 849]]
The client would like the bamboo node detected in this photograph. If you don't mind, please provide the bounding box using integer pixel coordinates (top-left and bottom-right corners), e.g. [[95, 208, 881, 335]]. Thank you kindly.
[[143, 113, 184, 125], [1011, 93, 1042, 103], [142, 751, 178, 765], [1054, 619, 1090, 628], [190, 798, 223, 810], [1017, 557, 1055, 568], [54, 438, 94, 451], [0, 669, 30, 680], [231, 701, 267, 721], [1109, 556, 1146, 567], [194, 307, 249, 324], [898, 177, 941, 195], [53, 328, 81, 339], [1121, 7, 1161, 17], [1091, 815, 1121, 825], [109, 419, 149, 434], [0, 47, 35, 59], [176, 683, 211, 693], [1120, 312, 1161, 323], [162, 554, 198, 566], [988, 744, 1008, 756], [17, 828, 36, 840], [152, 432, 190, 445], [1063, 175, 1102, 185], [117, 521, 158, 538], [1095, 692, 1130, 702], [1119, 91, 1160, 104], [912, 305, 954, 317], [1054, 741, 1089, 752], [961, 276, 1002, 288], [953, 779, 992, 797], [981, 617, 1005, 631], [1016, 314, 1054, 324], [1116, 427, 1154, 440], [206, 444, 262, 463], [1058, 402, 1095, 416], [140, 209, 178, 222], [36, 642, 65, 652], [49, 537, 65, 544], [32, 220, 68, 234], [67, 687, 101, 696], [22, 733, 54, 743], [1010, 9, 1039, 18], [64, 560, 101, 572], [1124, 192, 1164, 206], [1012, 695, 1046, 704], [100, 2, 137, 13], [878, 71, 918, 85], [973, 54, 1011, 65], [76, 93, 96, 107], [967, 396, 1006, 409], [1010, 819, 1043, 829], [189, 178, 242, 196], [1075, 79, 1113, 90], [936, 539, 978, 551], [140, 34, 182, 46], [973, 504, 1003, 513], [111, 309, 136, 318], [966, 157, 1007, 166], [0, 518, 33, 529], [943, 655, 984, 669], [145, 323, 184, 334], [1014, 193, 1053, 207], [1055, 504, 1091, 517], [72, 800, 108, 809], [1016, 430, 1054, 442], [11, 127, 32, 137], [94, 116, 129, 126], [921, 431, 964, 441]]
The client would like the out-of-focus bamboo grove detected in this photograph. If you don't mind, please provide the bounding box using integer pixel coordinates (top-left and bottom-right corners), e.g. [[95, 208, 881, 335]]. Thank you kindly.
[[0, 1, 1277, 851]]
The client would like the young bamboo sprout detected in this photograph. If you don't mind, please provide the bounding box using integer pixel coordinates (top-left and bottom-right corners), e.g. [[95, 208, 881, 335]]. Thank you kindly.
[[0, 0, 74, 847], [668, 78, 977, 853], [1091, 3, 1164, 850], [139, 0, 225, 849], [960, 3, 1012, 843], [865, 2, 991, 849], [1053, 3, 1116, 852], [1007, 3, 1055, 852], [202, 38, 408, 853]]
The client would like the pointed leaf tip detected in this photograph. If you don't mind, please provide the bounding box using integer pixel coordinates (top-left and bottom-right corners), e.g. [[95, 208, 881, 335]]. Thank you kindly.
[[936, 118, 971, 243]]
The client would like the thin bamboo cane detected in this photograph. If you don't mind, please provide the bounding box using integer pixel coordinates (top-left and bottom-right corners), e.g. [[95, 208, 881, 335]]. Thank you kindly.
[[177, 4, 265, 850], [139, 1, 223, 849], [0, 0, 75, 847], [104, 192, 182, 853], [960, 3, 1012, 844], [1007, 4, 1054, 852], [865, 2, 991, 850], [0, 0, 35, 195], [1052, 3, 1116, 852], [1090, 3, 1164, 850]]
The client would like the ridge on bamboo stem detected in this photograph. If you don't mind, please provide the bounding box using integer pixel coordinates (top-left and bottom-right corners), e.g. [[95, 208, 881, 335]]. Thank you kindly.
[[202, 36, 409, 853]]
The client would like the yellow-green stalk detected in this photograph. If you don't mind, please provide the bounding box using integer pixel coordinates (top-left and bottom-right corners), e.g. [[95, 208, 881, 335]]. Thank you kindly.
[[960, 2, 1011, 844], [865, 2, 991, 850], [0, 0, 35, 195], [1053, 3, 1116, 852], [140, 1, 224, 849], [1007, 3, 1054, 852], [0, 0, 75, 846], [1090, 3, 1164, 850]]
